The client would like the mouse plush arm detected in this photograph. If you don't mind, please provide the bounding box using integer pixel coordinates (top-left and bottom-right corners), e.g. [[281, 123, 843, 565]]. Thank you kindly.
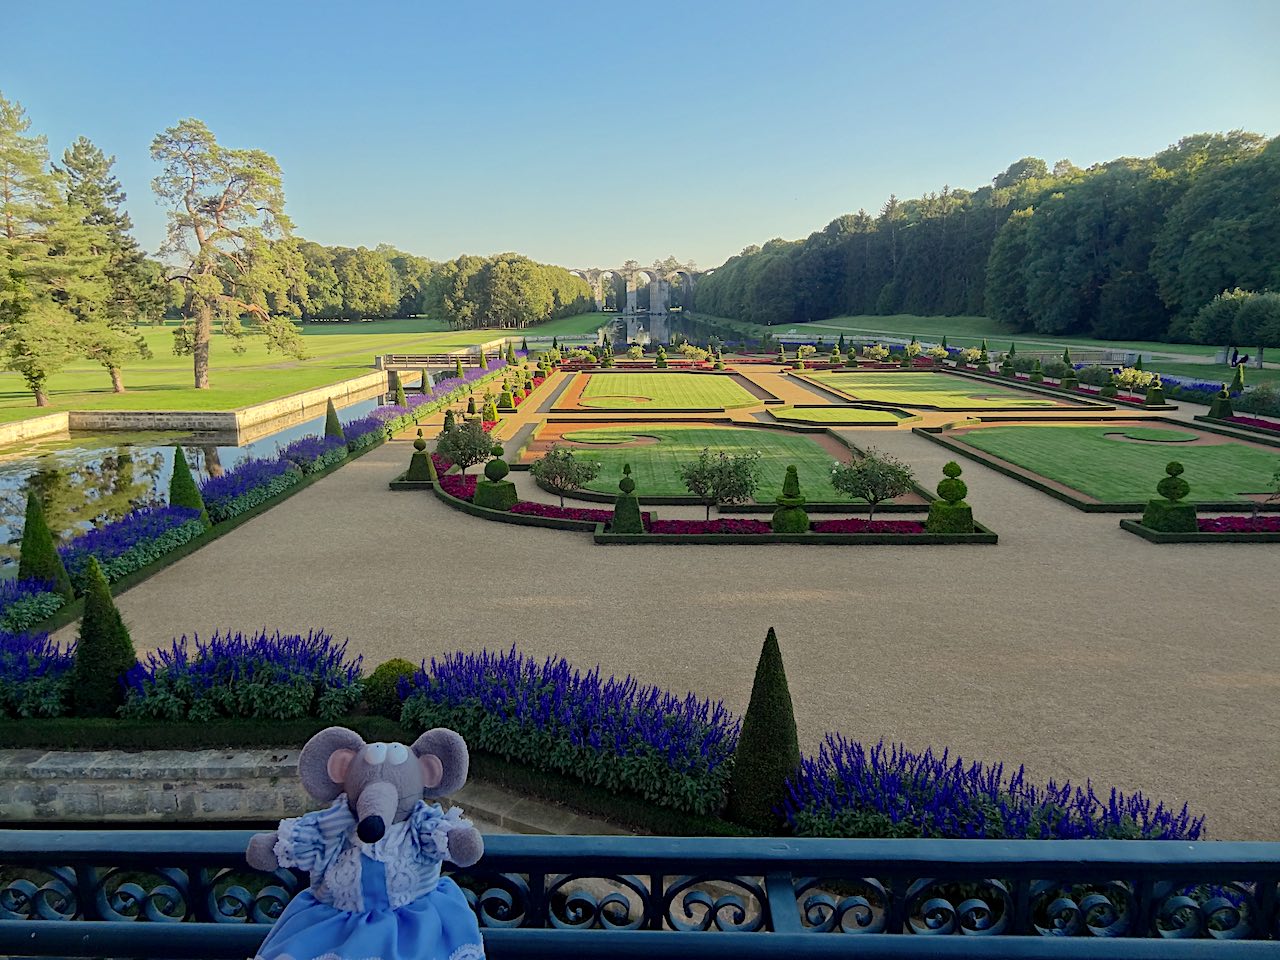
[[412, 804, 484, 868], [246, 831, 280, 871]]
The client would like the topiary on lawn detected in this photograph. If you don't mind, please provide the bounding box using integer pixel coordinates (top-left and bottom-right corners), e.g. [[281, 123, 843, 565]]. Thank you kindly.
[[406, 429, 431, 481], [1144, 377, 1165, 406], [727, 627, 800, 833], [363, 657, 416, 720], [168, 446, 209, 527], [474, 443, 518, 510], [1141, 461, 1197, 532], [1209, 388, 1234, 419], [1029, 358, 1044, 383], [72, 557, 136, 717], [611, 464, 644, 533], [18, 491, 73, 601], [771, 465, 810, 533], [324, 399, 345, 443], [925, 461, 975, 534], [1060, 368, 1079, 391]]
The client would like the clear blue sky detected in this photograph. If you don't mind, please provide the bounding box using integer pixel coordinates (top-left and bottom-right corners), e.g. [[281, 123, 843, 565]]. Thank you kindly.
[[8, 0, 1279, 270]]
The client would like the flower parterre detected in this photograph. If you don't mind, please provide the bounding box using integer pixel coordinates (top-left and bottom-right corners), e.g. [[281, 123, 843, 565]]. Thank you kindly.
[[643, 518, 928, 535], [1196, 515, 1280, 533], [0, 630, 74, 718], [342, 415, 389, 451], [0, 578, 66, 633], [1221, 415, 1280, 433], [199, 457, 303, 524], [376, 360, 512, 433], [59, 505, 206, 592], [123, 629, 364, 722], [280, 435, 348, 475], [509, 502, 652, 524], [400, 647, 739, 815]]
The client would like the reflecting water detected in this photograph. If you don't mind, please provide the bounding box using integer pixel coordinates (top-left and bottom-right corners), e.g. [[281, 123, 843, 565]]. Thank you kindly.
[[0, 398, 381, 572]]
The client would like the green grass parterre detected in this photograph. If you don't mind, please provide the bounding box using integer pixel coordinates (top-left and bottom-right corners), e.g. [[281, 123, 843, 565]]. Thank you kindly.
[[807, 372, 1058, 409], [578, 372, 759, 410]]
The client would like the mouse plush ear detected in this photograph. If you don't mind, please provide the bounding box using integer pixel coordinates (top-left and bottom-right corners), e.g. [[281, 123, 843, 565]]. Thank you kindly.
[[298, 726, 366, 801], [410, 728, 469, 797]]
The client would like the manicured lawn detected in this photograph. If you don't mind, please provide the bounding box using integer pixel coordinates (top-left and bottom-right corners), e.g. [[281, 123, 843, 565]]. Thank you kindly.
[[0, 320, 502, 423], [807, 372, 1057, 409], [1141, 359, 1280, 390], [578, 373, 759, 410], [524, 312, 610, 337], [771, 406, 911, 425], [561, 425, 851, 501], [955, 425, 1280, 502]]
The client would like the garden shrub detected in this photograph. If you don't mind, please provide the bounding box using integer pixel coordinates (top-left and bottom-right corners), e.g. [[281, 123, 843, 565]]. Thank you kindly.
[[785, 735, 1203, 840], [499, 389, 514, 408], [405, 430, 431, 481], [467, 396, 477, 415], [1141, 462, 1196, 532], [0, 578, 66, 633], [844, 349, 859, 367], [420, 367, 431, 394], [18, 492, 73, 601], [168, 446, 209, 526], [770, 465, 809, 533], [59, 506, 206, 592], [1030, 359, 1044, 383], [727, 628, 800, 832], [474, 443, 518, 510], [324, 398, 345, 442], [400, 647, 739, 815], [1236, 385, 1280, 418], [482, 398, 499, 422], [611, 464, 644, 534], [393, 372, 408, 407], [1101, 376, 1119, 398], [0, 630, 75, 718], [200, 458, 302, 524], [443, 408, 457, 432], [925, 461, 974, 534], [363, 657, 416, 720], [655, 346, 669, 368], [1209, 390, 1234, 419], [123, 630, 363, 722], [281, 434, 348, 475], [72, 557, 137, 718], [1041, 360, 1069, 380], [1144, 378, 1165, 406]]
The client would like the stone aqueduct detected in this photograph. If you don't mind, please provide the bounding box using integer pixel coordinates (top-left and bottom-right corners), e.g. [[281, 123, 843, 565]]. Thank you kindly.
[[569, 263, 699, 314]]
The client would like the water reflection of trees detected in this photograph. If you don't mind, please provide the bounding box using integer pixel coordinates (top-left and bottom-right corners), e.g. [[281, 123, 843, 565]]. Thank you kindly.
[[0, 448, 165, 566]]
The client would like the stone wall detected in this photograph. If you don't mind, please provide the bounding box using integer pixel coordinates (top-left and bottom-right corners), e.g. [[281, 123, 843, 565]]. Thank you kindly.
[[0, 412, 70, 447], [69, 410, 240, 432]]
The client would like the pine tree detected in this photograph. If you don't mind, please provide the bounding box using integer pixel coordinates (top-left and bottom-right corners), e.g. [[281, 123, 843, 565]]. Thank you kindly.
[[324, 398, 345, 442], [168, 446, 208, 525], [455, 357, 465, 379], [18, 491, 73, 600], [71, 556, 137, 717], [727, 628, 801, 832], [419, 367, 430, 394], [392, 372, 407, 406]]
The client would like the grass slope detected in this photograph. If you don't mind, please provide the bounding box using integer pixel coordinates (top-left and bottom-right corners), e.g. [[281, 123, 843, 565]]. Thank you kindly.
[[579, 373, 758, 410], [957, 425, 1280, 502], [808, 372, 1057, 409], [522, 313, 609, 337], [771, 407, 909, 424], [569, 424, 846, 500]]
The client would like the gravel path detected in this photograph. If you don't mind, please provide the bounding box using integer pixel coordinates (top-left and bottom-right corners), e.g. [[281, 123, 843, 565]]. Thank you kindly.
[[62, 424, 1280, 840]]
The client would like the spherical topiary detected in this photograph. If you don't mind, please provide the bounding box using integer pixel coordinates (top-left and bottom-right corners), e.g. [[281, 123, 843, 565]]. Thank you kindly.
[[618, 463, 636, 494], [926, 461, 974, 534], [1156, 461, 1189, 502], [364, 658, 416, 720], [936, 462, 968, 504], [612, 463, 644, 533], [771, 465, 809, 533], [413, 428, 427, 452], [485, 458, 510, 482], [1143, 461, 1196, 532]]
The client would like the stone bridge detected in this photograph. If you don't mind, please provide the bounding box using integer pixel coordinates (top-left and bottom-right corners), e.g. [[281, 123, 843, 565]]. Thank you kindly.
[[569, 262, 699, 314]]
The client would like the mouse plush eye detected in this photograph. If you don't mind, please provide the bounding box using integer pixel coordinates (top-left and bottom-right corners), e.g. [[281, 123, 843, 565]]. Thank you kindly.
[[363, 743, 388, 765], [386, 743, 409, 765]]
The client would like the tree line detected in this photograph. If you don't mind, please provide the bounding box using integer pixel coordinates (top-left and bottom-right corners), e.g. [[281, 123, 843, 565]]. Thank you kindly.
[[694, 132, 1280, 346], [0, 93, 596, 403]]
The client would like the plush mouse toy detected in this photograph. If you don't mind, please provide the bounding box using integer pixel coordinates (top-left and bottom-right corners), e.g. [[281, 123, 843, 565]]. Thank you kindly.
[[246, 725, 485, 960]]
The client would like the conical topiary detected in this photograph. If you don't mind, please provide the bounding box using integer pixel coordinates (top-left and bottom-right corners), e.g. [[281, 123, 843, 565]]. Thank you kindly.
[[419, 368, 431, 394], [499, 389, 515, 409], [925, 461, 975, 533], [1144, 376, 1165, 406], [771, 465, 810, 533], [1008, 342, 1017, 356], [393, 372, 408, 407], [521, 337, 528, 352], [1134, 355, 1144, 372], [1141, 461, 1197, 532], [727, 628, 801, 832], [1209, 388, 1234, 419], [482, 398, 499, 422], [324, 399, 345, 442], [72, 557, 136, 717], [1230, 363, 1245, 393], [18, 491, 73, 600], [406, 429, 431, 481], [455, 357, 465, 379], [611, 464, 644, 534], [941, 336, 948, 350], [168, 446, 209, 526], [837, 334, 845, 352], [1062, 347, 1072, 365]]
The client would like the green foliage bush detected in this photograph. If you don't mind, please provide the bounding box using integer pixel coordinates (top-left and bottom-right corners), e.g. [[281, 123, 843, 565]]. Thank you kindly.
[[0, 591, 66, 633], [1142, 462, 1197, 532], [72, 558, 137, 718], [364, 658, 416, 719], [926, 462, 975, 534], [168, 446, 208, 526], [1208, 390, 1234, 419], [18, 493, 73, 601], [611, 464, 644, 533], [771, 465, 810, 533], [473, 479, 518, 510], [727, 628, 800, 832], [324, 399, 345, 442]]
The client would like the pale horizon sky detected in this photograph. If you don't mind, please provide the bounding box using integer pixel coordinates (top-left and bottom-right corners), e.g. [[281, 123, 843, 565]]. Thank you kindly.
[[7, 0, 1280, 270]]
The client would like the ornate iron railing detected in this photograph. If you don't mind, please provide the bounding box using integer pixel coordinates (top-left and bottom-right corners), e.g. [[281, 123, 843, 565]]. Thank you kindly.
[[1, 830, 1278, 958]]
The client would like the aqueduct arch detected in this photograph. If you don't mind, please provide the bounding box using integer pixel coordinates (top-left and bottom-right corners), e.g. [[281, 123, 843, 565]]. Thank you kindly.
[[571, 262, 699, 314]]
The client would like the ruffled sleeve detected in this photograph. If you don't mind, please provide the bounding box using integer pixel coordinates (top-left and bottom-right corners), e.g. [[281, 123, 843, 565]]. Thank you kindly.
[[409, 801, 472, 861], [273, 794, 355, 873]]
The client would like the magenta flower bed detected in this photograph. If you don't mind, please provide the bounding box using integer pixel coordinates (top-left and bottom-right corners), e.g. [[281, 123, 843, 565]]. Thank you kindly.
[[509, 502, 652, 524], [648, 519, 773, 535], [438, 473, 477, 500], [431, 453, 453, 475], [812, 518, 926, 534], [1197, 516, 1280, 533], [1224, 415, 1280, 433]]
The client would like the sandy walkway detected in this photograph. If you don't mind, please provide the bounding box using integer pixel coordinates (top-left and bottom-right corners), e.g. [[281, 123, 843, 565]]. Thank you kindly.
[[61, 425, 1280, 842]]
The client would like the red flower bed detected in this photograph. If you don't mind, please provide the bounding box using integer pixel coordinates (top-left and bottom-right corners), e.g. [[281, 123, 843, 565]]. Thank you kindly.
[[509, 502, 653, 524], [1073, 384, 1144, 402], [647, 518, 773, 534], [1197, 515, 1280, 533], [1225, 415, 1280, 433], [482, 420, 498, 431], [811, 518, 927, 534], [431, 453, 453, 474], [438, 473, 478, 500]]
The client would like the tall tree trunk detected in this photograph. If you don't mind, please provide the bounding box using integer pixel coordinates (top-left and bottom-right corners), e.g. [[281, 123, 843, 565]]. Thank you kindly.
[[34, 387, 49, 407], [193, 301, 212, 389], [109, 366, 125, 393]]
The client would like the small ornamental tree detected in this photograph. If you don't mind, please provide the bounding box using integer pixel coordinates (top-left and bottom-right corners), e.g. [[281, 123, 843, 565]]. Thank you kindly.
[[168, 446, 209, 526], [530, 444, 601, 507], [455, 357, 465, 379], [925, 461, 975, 533], [1230, 363, 1245, 393], [1141, 461, 1197, 532], [611, 464, 644, 533], [405, 429, 431, 481], [727, 627, 800, 832], [72, 556, 137, 717], [435, 418, 491, 474], [830, 448, 915, 521], [18, 491, 73, 600], [419, 368, 430, 394], [324, 399, 345, 443], [392, 372, 408, 407], [771, 465, 809, 533], [678, 448, 761, 520]]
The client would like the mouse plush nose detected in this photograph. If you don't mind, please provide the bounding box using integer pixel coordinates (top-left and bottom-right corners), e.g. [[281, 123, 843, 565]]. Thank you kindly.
[[354, 780, 398, 845], [357, 815, 385, 843]]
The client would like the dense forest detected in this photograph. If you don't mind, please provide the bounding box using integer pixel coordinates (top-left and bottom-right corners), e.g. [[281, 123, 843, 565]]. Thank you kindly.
[[694, 133, 1280, 344]]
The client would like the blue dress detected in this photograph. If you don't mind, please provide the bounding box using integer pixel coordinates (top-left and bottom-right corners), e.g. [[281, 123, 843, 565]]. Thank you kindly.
[[253, 794, 485, 960]]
